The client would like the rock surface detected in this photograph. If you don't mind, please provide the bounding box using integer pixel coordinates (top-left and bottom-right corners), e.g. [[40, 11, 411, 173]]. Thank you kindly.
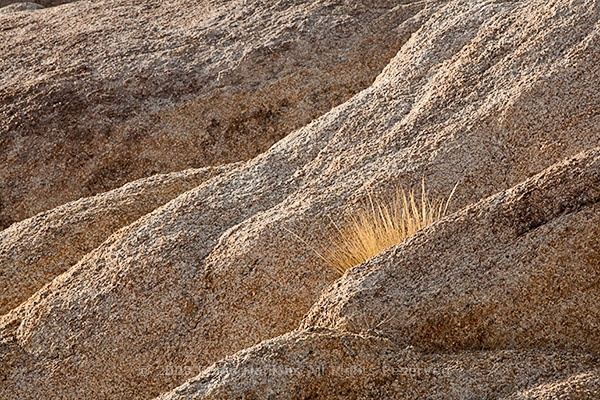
[[157, 147, 600, 399], [157, 330, 599, 400], [0, 163, 235, 316], [0, 2, 43, 13], [1, 0, 600, 399], [0, 0, 423, 229], [153, 146, 600, 399], [303, 148, 600, 353]]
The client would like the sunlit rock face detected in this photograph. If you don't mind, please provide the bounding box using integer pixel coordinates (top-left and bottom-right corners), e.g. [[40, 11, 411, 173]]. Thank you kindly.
[[0, 0, 415, 229], [1, 0, 599, 399]]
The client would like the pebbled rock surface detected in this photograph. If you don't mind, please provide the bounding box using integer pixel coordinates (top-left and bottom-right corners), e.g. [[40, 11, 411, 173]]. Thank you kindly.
[[303, 148, 600, 354], [0, 163, 236, 316], [0, 0, 421, 229], [157, 147, 600, 399], [0, 2, 43, 13], [1, 0, 600, 399], [157, 330, 599, 400]]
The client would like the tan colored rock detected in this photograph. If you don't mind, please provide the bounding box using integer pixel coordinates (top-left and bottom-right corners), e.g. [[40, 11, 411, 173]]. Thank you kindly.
[[0, 0, 423, 229], [1, 0, 600, 399], [505, 371, 600, 400], [0, 163, 235, 316], [0, 0, 58, 7], [157, 147, 600, 399], [303, 147, 600, 352], [156, 330, 598, 400]]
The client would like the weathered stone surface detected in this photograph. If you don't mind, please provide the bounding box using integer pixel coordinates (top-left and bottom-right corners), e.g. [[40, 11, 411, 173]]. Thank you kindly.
[[502, 371, 600, 400], [303, 148, 600, 353], [0, 2, 43, 13], [154, 147, 600, 399], [0, 163, 235, 316], [507, 372, 600, 400], [157, 330, 598, 400], [0, 0, 423, 229], [1, 0, 599, 399]]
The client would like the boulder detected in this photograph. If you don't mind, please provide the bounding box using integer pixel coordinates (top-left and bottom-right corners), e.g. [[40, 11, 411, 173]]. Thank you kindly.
[[157, 147, 600, 399], [1, 0, 599, 398], [303, 147, 600, 352], [0, 0, 425, 229], [0, 163, 235, 316], [157, 330, 599, 400]]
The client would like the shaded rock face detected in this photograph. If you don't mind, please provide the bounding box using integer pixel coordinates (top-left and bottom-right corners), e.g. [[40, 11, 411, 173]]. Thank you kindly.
[[0, 2, 43, 13], [0, 0, 422, 229], [505, 371, 600, 400], [0, 1, 57, 7], [1, 0, 600, 399]]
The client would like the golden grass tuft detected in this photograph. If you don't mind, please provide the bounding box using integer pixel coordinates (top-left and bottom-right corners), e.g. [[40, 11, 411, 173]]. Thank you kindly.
[[285, 182, 456, 276], [325, 183, 454, 275]]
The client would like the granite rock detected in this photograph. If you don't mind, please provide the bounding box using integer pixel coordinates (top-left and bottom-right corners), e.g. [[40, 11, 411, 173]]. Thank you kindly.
[[1, 0, 599, 398], [0, 163, 235, 316], [0, 0, 421, 228]]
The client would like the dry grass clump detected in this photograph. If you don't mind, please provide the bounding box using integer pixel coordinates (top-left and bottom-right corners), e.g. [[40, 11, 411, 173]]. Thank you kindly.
[[316, 182, 455, 276]]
